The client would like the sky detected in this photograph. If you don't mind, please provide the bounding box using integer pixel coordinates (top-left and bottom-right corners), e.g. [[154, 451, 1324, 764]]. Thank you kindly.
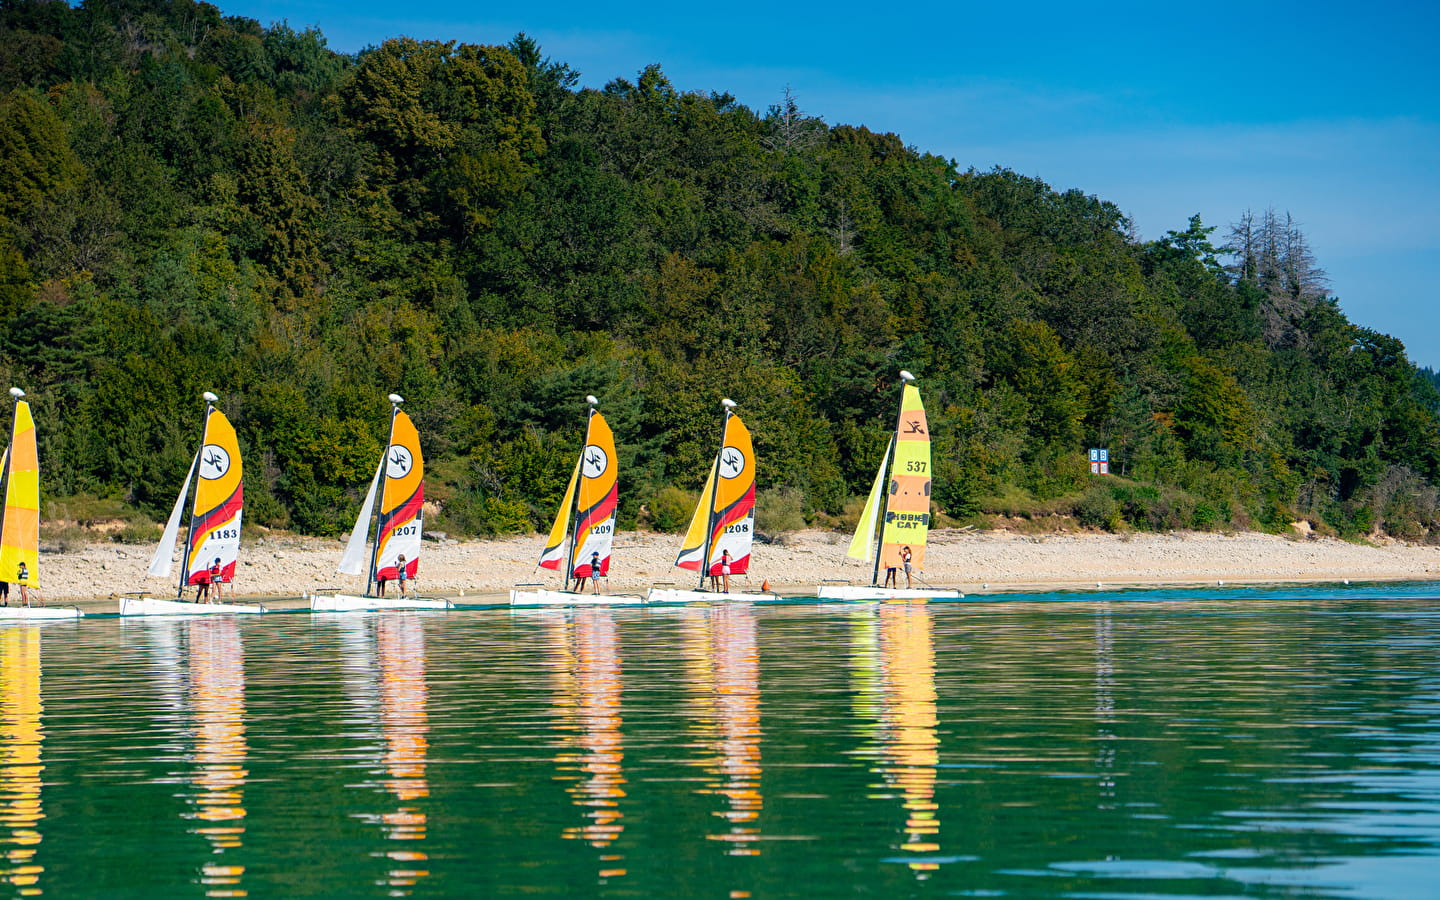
[[225, 0, 1440, 368]]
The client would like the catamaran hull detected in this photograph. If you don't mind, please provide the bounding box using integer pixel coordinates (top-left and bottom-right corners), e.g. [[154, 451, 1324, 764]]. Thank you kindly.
[[510, 589, 645, 606], [120, 596, 266, 616], [815, 586, 963, 600], [646, 588, 780, 604], [309, 593, 454, 611], [0, 606, 82, 620]]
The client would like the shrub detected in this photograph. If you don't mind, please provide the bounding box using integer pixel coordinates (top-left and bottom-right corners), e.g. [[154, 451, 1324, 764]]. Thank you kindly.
[[646, 486, 695, 533], [756, 488, 806, 534], [1076, 485, 1121, 531], [111, 521, 162, 544]]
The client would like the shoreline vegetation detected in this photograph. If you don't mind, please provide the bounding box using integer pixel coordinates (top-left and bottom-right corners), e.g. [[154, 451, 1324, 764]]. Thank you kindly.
[[3, 6, 1439, 559], [33, 527, 1439, 606]]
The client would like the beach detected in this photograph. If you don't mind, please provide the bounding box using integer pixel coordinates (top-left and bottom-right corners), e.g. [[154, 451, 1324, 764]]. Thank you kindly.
[[25, 528, 1440, 610]]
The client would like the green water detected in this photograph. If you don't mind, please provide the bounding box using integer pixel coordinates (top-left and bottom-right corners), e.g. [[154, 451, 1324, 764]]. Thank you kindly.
[[4, 590, 1440, 897]]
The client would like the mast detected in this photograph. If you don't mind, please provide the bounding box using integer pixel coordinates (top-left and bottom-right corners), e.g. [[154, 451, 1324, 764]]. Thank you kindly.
[[367, 394, 404, 596], [564, 395, 600, 593], [871, 371, 914, 587], [700, 399, 736, 590], [177, 390, 218, 598]]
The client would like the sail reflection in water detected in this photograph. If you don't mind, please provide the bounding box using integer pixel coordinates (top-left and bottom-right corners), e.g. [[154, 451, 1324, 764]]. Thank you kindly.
[[0, 629, 44, 893], [184, 618, 249, 898], [851, 600, 943, 874], [546, 609, 627, 878], [375, 617, 432, 892], [680, 605, 763, 856]]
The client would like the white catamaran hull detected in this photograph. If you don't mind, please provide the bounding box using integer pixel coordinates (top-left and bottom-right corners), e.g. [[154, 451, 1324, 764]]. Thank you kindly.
[[120, 596, 267, 616], [0, 606, 82, 620], [646, 587, 780, 604], [309, 593, 454, 612], [816, 585, 963, 600], [510, 588, 645, 606]]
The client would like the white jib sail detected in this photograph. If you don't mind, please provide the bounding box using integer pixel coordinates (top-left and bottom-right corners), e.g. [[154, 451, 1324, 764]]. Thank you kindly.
[[846, 437, 892, 563], [338, 458, 384, 576], [148, 451, 199, 578]]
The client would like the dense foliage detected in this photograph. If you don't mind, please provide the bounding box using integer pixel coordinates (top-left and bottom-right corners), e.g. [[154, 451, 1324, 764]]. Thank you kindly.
[[3, 0, 1438, 541]]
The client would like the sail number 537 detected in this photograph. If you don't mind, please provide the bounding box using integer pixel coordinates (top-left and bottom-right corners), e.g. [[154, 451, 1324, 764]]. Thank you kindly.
[[904, 460, 927, 473]]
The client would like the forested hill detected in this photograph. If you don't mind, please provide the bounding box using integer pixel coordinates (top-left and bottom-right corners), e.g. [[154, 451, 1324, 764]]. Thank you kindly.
[[2, 1, 1438, 542]]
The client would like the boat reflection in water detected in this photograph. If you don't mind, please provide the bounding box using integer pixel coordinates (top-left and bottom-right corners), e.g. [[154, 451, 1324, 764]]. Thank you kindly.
[[0, 628, 45, 893], [184, 617, 249, 898], [546, 608, 627, 879], [852, 600, 943, 875], [681, 604, 763, 857], [365, 616, 432, 894]]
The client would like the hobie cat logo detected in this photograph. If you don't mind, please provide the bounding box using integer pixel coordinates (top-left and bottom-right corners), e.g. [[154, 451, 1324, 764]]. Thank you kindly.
[[199, 445, 231, 480], [719, 446, 747, 479], [582, 445, 609, 479], [386, 445, 414, 479]]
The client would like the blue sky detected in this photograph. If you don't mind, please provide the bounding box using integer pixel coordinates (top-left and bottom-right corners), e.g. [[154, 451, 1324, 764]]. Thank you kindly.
[[226, 0, 1440, 368]]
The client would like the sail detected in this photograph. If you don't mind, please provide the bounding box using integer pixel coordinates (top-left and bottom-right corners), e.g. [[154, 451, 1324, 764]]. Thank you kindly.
[[183, 407, 244, 586], [537, 456, 581, 571], [704, 413, 755, 576], [846, 436, 893, 563], [0, 401, 39, 586], [338, 459, 383, 576], [569, 410, 617, 578], [877, 383, 930, 570], [149, 451, 199, 579], [372, 409, 424, 583], [674, 465, 717, 572]]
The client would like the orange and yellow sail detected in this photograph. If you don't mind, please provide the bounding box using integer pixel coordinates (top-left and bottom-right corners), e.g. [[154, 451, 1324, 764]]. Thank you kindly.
[[373, 408, 423, 584], [676, 407, 755, 576], [184, 406, 244, 586], [539, 407, 617, 581], [0, 398, 39, 587]]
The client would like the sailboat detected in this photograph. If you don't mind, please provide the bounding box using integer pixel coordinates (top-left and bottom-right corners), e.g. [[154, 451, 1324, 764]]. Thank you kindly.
[[817, 372, 961, 599], [311, 394, 452, 611], [648, 399, 778, 603], [125, 392, 264, 615], [0, 388, 80, 619], [511, 396, 643, 606]]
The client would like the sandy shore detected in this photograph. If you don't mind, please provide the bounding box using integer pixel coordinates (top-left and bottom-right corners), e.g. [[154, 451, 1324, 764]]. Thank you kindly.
[[20, 528, 1439, 612]]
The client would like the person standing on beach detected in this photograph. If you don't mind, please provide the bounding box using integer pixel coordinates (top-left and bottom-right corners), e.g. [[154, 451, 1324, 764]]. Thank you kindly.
[[15, 563, 29, 606], [901, 546, 913, 589], [209, 558, 224, 602], [396, 555, 408, 596], [883, 559, 898, 588], [195, 564, 211, 603]]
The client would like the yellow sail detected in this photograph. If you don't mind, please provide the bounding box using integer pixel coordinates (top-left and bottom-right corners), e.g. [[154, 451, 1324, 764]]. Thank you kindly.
[[847, 437, 892, 563], [675, 465, 717, 571], [0, 400, 39, 587], [538, 456, 582, 571], [878, 383, 930, 571]]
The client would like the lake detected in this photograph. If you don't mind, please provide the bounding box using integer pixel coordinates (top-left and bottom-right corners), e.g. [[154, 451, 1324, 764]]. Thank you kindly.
[[4, 585, 1440, 897]]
